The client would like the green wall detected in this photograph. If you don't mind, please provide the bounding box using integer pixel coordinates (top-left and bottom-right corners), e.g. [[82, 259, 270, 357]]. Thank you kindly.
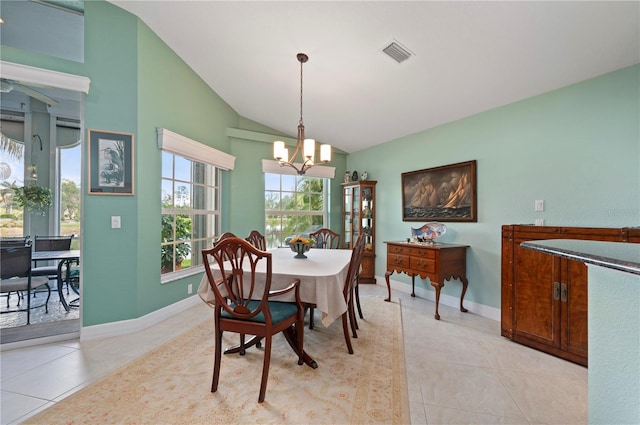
[[2, 1, 636, 326], [347, 64, 640, 308], [0, 0, 348, 327]]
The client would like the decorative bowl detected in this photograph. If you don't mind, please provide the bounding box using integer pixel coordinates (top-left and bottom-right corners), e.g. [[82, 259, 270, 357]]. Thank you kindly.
[[411, 222, 447, 243], [289, 237, 313, 259]]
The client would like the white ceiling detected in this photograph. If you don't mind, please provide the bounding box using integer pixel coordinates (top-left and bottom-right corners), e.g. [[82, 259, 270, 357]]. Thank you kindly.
[[107, 1, 639, 154]]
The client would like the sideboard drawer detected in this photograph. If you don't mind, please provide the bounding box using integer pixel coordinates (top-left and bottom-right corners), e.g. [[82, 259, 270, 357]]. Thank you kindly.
[[410, 256, 435, 273], [387, 253, 410, 269], [410, 247, 436, 259]]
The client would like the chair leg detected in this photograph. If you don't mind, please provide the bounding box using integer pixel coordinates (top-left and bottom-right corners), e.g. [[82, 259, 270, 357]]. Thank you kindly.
[[348, 298, 358, 338], [341, 312, 353, 354], [212, 329, 223, 393], [296, 318, 304, 366], [309, 306, 315, 330], [258, 335, 272, 403], [355, 284, 364, 319]]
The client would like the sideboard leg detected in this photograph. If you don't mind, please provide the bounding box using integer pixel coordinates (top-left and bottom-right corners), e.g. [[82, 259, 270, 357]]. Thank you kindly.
[[411, 275, 416, 297], [384, 271, 393, 302], [459, 276, 469, 313], [432, 280, 443, 320]]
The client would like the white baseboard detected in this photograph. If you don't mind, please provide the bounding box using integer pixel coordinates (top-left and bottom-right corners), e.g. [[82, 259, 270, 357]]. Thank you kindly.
[[80, 295, 202, 341], [375, 275, 501, 322]]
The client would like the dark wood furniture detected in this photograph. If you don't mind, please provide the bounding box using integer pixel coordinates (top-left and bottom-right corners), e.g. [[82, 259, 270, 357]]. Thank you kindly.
[[201, 237, 305, 403], [245, 230, 266, 250], [501, 225, 639, 366], [384, 241, 469, 320], [309, 228, 341, 249], [342, 180, 376, 284]]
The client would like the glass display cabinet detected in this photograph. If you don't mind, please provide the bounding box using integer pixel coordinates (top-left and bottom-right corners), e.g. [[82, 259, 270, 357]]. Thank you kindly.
[[342, 180, 377, 284]]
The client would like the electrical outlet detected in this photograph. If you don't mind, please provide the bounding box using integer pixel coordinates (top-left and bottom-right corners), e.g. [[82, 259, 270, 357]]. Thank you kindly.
[[535, 200, 544, 212], [187, 283, 193, 294], [535, 219, 545, 226]]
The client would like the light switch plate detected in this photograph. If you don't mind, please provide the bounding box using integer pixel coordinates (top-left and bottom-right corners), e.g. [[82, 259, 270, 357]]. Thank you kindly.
[[535, 200, 544, 212], [111, 216, 121, 229]]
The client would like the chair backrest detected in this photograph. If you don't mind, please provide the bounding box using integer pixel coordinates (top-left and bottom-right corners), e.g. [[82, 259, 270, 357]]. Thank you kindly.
[[35, 235, 73, 252], [1, 246, 32, 280], [202, 237, 273, 322], [343, 233, 366, 299], [246, 230, 267, 251], [0, 235, 31, 248], [309, 228, 341, 249], [214, 232, 237, 246]]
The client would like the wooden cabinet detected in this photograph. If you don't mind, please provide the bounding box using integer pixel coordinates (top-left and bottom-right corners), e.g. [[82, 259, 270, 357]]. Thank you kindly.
[[501, 225, 638, 366], [342, 180, 376, 284], [384, 241, 469, 320]]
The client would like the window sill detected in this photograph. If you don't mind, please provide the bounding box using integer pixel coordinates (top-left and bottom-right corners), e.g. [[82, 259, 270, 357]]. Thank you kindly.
[[161, 264, 204, 285]]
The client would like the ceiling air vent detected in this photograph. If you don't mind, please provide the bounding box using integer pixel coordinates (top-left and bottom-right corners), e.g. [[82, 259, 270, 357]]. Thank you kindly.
[[382, 41, 412, 64]]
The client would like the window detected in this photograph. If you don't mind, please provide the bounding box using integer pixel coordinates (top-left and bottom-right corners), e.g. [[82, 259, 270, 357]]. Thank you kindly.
[[265, 173, 327, 248], [161, 152, 221, 275]]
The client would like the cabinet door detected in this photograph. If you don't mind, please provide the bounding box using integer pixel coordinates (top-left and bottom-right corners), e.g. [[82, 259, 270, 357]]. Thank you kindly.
[[512, 243, 561, 349], [561, 259, 588, 359]]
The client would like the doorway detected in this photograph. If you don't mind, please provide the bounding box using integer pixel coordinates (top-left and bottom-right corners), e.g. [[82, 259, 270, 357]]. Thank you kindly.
[[0, 61, 89, 347]]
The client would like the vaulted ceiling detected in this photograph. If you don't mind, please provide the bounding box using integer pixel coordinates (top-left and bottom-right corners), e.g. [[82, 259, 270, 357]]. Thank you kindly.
[[108, 1, 639, 153]]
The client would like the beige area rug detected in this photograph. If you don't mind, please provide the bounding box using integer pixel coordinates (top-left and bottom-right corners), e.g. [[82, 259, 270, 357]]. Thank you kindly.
[[25, 295, 408, 424]]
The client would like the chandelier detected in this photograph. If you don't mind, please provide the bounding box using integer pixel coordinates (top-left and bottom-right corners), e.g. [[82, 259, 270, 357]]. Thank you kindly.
[[273, 53, 331, 175]]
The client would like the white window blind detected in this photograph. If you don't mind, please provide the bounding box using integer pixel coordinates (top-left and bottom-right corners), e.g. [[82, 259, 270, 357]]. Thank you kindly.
[[157, 128, 235, 170]]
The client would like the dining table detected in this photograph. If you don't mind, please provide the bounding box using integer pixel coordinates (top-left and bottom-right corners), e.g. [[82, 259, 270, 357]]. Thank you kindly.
[[198, 247, 353, 368], [32, 250, 80, 312]]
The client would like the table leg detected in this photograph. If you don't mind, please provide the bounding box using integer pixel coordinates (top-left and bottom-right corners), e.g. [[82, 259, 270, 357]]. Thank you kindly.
[[384, 271, 393, 302], [282, 325, 318, 369], [411, 275, 416, 297], [57, 259, 70, 312], [224, 336, 262, 355]]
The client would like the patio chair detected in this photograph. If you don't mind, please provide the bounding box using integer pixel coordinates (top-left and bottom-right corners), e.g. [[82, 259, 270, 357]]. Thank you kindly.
[[0, 236, 32, 306], [32, 235, 74, 293], [1, 246, 51, 325], [202, 237, 305, 403]]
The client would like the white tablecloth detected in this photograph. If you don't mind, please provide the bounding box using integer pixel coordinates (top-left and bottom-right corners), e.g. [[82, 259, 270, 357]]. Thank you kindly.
[[199, 248, 352, 327]]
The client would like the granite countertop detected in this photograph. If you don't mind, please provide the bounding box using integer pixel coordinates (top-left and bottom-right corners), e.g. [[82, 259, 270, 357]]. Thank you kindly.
[[521, 239, 640, 276]]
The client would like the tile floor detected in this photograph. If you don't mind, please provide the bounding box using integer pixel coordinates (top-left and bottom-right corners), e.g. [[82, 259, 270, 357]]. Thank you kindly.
[[0, 284, 587, 424]]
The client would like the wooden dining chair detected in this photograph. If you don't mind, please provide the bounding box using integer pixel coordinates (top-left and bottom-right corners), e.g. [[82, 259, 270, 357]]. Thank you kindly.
[[245, 230, 266, 250], [309, 228, 341, 249], [306, 228, 341, 329], [1, 246, 51, 325], [201, 237, 305, 403], [339, 232, 366, 353], [214, 232, 236, 246]]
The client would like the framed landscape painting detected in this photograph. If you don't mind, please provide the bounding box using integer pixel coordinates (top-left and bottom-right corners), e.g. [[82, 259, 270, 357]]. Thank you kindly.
[[88, 129, 134, 195], [401, 160, 477, 222]]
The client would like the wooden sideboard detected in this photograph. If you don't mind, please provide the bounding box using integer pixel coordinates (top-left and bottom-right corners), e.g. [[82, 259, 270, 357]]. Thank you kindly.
[[384, 241, 469, 320], [501, 225, 640, 366]]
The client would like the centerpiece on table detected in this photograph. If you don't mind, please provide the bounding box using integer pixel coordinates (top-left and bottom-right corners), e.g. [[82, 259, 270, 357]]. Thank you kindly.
[[289, 236, 315, 259]]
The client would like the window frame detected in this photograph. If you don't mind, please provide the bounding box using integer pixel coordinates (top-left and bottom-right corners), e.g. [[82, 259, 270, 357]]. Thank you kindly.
[[264, 172, 329, 249]]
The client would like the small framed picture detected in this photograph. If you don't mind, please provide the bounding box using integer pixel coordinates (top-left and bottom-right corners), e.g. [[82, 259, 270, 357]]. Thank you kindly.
[[87, 129, 134, 195]]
